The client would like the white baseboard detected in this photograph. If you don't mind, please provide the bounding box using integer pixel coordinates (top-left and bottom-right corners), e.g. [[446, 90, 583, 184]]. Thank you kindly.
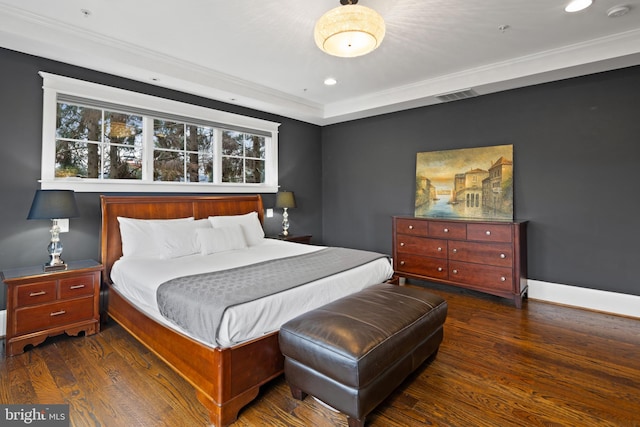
[[0, 309, 5, 338], [528, 280, 640, 319]]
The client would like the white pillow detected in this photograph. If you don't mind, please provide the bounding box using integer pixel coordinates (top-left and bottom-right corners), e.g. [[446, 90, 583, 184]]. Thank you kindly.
[[117, 217, 194, 259], [196, 225, 247, 255], [208, 212, 265, 246], [150, 218, 212, 259]]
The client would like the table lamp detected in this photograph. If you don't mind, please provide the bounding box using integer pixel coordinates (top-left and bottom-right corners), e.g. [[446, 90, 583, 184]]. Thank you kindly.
[[27, 189, 80, 271], [275, 191, 296, 236]]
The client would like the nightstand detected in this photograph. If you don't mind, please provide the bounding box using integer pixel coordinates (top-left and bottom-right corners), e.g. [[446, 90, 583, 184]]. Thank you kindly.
[[269, 234, 312, 244], [1, 259, 103, 356]]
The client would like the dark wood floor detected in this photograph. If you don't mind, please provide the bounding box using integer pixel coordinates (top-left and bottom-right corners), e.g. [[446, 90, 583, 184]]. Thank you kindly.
[[2, 283, 640, 427]]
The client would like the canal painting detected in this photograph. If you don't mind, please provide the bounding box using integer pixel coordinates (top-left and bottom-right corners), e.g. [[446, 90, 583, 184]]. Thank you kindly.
[[415, 144, 513, 220]]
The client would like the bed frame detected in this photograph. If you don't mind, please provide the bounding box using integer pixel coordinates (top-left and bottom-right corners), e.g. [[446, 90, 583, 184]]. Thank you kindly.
[[100, 195, 284, 427]]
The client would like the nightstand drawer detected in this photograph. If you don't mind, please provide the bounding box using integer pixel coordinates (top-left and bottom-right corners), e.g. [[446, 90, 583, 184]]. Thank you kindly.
[[14, 296, 95, 335], [16, 280, 57, 307], [60, 274, 96, 298]]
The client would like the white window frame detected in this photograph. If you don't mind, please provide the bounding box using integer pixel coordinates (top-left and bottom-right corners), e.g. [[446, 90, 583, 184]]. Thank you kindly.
[[39, 72, 280, 193]]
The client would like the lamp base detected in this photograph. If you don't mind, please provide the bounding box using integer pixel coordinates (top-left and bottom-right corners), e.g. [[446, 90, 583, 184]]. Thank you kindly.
[[44, 252, 67, 272], [44, 263, 68, 272]]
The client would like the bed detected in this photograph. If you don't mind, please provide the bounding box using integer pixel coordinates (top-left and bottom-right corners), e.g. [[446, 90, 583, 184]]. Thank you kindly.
[[100, 195, 393, 426]]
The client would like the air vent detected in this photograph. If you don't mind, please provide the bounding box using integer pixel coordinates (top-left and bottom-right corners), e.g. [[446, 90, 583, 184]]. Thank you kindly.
[[435, 89, 478, 102]]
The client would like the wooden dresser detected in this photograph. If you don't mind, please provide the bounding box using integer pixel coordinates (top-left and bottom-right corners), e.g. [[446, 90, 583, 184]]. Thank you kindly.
[[393, 217, 527, 307], [2, 259, 103, 356]]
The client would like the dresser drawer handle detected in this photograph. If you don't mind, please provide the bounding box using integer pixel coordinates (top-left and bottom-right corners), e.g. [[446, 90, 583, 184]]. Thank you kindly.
[[29, 291, 47, 297], [500, 277, 506, 282], [437, 267, 443, 272], [452, 248, 457, 254], [452, 269, 458, 274], [437, 247, 442, 252], [400, 261, 405, 266], [50, 310, 67, 317], [486, 230, 491, 236], [408, 225, 414, 230], [70, 284, 86, 290], [443, 228, 449, 233], [400, 242, 405, 247], [500, 253, 506, 259]]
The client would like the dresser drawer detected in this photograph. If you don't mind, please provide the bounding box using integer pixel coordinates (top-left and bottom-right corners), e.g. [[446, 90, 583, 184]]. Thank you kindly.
[[449, 262, 513, 292], [60, 274, 96, 299], [395, 218, 428, 236], [14, 296, 95, 335], [396, 236, 447, 258], [16, 281, 57, 307], [449, 241, 513, 267], [396, 254, 448, 279], [428, 221, 466, 240], [466, 223, 512, 243]]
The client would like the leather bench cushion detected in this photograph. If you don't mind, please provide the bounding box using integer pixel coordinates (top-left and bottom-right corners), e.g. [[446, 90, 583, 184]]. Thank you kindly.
[[279, 283, 447, 388]]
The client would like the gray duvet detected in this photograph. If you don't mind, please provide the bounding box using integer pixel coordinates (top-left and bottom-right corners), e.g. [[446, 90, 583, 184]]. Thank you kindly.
[[156, 247, 389, 345]]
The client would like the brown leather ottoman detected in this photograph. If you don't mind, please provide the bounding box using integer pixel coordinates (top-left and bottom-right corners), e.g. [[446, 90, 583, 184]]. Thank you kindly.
[[279, 283, 448, 427]]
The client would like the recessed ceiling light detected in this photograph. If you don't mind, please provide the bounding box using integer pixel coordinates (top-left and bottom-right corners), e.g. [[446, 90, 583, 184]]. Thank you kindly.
[[324, 78, 337, 86], [565, 0, 593, 13]]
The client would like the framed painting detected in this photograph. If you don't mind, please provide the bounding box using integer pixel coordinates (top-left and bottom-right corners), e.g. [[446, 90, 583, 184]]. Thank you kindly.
[[415, 144, 513, 220]]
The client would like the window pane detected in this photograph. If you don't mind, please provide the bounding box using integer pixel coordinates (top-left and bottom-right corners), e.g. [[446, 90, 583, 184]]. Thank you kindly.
[[244, 134, 265, 159], [185, 124, 214, 152], [104, 144, 142, 180], [154, 120, 184, 150], [105, 112, 143, 147], [198, 152, 214, 183], [245, 159, 265, 183], [154, 150, 185, 182], [55, 141, 100, 178], [56, 103, 101, 142], [222, 157, 243, 183], [222, 131, 243, 156]]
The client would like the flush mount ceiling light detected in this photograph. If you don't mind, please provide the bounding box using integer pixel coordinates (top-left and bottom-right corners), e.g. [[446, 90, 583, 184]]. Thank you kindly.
[[314, 0, 385, 58], [565, 0, 593, 12]]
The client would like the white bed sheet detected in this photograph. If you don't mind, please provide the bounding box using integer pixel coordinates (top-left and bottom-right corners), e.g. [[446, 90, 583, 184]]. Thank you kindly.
[[111, 239, 393, 348]]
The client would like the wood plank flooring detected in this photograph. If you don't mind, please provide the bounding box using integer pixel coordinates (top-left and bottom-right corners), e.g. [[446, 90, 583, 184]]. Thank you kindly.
[[2, 282, 639, 426]]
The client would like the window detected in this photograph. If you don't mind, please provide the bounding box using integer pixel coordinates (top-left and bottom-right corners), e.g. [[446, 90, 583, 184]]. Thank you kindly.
[[40, 72, 280, 193]]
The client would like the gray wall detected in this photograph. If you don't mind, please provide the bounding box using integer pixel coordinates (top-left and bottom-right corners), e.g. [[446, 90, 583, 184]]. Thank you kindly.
[[2, 46, 639, 311], [0, 48, 322, 310], [321, 65, 640, 297]]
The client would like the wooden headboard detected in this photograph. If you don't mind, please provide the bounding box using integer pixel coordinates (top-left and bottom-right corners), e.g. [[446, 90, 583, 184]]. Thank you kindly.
[[100, 195, 265, 282]]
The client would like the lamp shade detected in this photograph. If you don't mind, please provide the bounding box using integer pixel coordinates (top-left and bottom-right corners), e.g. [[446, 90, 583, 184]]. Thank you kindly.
[[314, 2, 385, 58], [275, 191, 296, 209], [27, 190, 80, 220]]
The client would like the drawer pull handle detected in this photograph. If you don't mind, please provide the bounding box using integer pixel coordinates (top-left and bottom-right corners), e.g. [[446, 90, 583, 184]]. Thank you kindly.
[[400, 242, 405, 247], [437, 267, 443, 272], [50, 310, 66, 317], [452, 269, 458, 274], [400, 261, 405, 266], [408, 225, 414, 230], [29, 291, 47, 297], [70, 284, 86, 290], [443, 228, 449, 233], [500, 277, 506, 282], [452, 248, 457, 254], [486, 230, 491, 236], [437, 247, 442, 252], [500, 253, 506, 259]]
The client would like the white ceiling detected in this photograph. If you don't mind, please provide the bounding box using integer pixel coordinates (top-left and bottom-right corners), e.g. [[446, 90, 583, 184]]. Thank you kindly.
[[1, 0, 639, 125]]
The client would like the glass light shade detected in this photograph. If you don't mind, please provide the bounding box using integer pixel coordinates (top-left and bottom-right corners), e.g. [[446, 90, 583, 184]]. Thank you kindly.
[[565, 0, 593, 12], [314, 4, 386, 58]]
